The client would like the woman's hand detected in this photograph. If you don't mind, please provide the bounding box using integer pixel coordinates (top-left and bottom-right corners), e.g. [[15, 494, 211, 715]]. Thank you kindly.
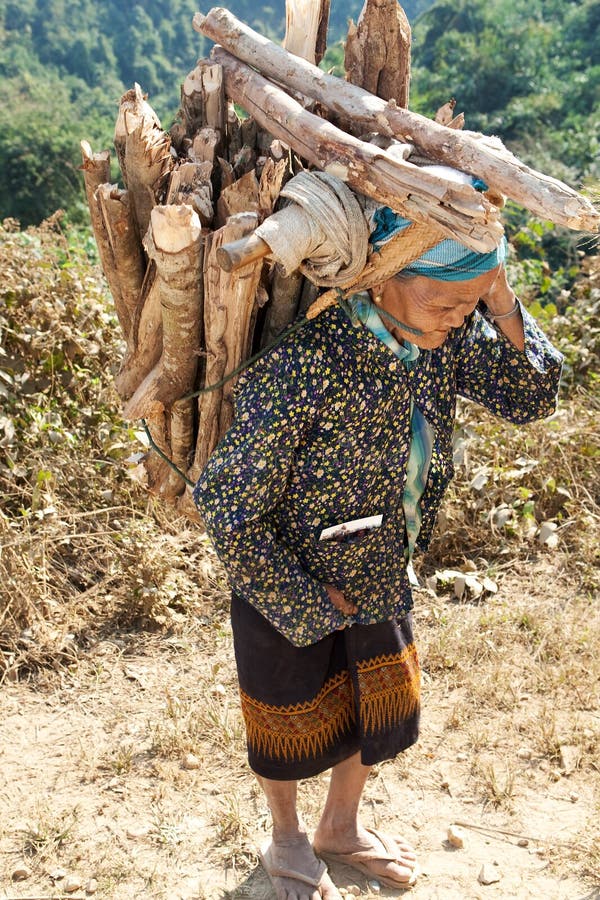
[[325, 584, 358, 618], [481, 266, 525, 351]]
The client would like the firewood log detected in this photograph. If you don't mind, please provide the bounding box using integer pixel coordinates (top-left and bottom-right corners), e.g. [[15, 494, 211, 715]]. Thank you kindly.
[[121, 92, 174, 242], [162, 398, 196, 499], [195, 212, 264, 471], [194, 7, 600, 232], [80, 142, 127, 330], [96, 185, 145, 340], [167, 161, 214, 226], [284, 0, 331, 65], [114, 265, 162, 400], [123, 205, 204, 420], [215, 170, 260, 229], [114, 84, 161, 186], [210, 48, 503, 252], [345, 0, 411, 111]]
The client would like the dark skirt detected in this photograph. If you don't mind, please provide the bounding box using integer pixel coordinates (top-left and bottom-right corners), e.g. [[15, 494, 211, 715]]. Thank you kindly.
[[231, 593, 421, 780]]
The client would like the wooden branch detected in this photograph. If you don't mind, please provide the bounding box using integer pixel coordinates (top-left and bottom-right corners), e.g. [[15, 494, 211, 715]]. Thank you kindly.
[[284, 0, 331, 66], [97, 184, 146, 341], [211, 48, 503, 251], [123, 205, 204, 420], [195, 212, 264, 470], [216, 233, 270, 272], [193, 8, 600, 232], [345, 0, 411, 110]]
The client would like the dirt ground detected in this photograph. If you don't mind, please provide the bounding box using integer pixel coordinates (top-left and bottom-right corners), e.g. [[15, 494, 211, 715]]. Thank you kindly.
[[1, 551, 599, 900]]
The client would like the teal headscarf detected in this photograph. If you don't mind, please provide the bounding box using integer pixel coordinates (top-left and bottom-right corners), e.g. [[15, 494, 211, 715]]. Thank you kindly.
[[370, 167, 507, 281]]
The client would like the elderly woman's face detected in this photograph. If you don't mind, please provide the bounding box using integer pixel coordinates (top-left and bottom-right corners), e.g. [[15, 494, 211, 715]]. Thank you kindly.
[[380, 266, 500, 349]]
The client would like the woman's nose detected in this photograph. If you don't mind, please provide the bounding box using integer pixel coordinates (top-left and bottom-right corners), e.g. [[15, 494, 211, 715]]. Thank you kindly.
[[445, 308, 466, 328]]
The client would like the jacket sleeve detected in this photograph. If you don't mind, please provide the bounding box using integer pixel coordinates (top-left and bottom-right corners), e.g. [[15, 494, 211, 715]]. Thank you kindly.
[[454, 303, 563, 423], [193, 352, 345, 646]]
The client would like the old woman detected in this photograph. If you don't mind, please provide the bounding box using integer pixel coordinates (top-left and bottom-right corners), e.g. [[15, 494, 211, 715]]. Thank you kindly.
[[194, 217, 562, 899]]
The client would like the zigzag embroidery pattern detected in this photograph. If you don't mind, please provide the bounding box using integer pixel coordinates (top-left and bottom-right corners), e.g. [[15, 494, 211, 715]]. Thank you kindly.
[[357, 645, 421, 734], [239, 670, 355, 762]]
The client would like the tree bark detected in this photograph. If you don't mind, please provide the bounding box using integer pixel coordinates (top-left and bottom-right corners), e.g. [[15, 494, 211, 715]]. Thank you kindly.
[[194, 7, 600, 232], [123, 205, 204, 420], [345, 0, 411, 111], [211, 48, 503, 252]]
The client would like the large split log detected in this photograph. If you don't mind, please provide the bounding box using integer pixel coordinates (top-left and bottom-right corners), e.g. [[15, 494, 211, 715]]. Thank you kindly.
[[96, 184, 146, 341], [120, 89, 174, 241], [195, 212, 264, 471], [124, 205, 204, 420], [210, 48, 503, 252], [114, 84, 161, 185], [114, 267, 162, 400], [194, 8, 600, 232], [80, 142, 128, 330], [345, 0, 411, 110]]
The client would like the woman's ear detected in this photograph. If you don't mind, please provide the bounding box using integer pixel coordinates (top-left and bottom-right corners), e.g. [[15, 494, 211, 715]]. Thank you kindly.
[[370, 282, 385, 305]]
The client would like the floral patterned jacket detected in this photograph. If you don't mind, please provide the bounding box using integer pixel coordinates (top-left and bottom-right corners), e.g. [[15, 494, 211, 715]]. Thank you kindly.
[[194, 303, 562, 647]]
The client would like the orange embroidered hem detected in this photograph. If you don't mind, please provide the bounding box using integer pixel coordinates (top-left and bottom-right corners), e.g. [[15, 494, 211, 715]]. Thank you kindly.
[[240, 669, 355, 763], [357, 645, 421, 735]]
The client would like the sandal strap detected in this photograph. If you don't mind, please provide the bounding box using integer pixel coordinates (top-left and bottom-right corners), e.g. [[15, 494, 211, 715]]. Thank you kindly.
[[266, 857, 328, 888]]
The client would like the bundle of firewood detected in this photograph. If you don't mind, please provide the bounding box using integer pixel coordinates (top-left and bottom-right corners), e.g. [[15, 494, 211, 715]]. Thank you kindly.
[[81, 0, 599, 520]]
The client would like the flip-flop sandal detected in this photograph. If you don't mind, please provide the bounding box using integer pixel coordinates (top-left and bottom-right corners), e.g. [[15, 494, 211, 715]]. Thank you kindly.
[[314, 827, 420, 890], [259, 840, 330, 899]]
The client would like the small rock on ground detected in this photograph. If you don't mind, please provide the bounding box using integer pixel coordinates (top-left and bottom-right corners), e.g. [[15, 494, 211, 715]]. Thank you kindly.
[[64, 874, 83, 893], [447, 824, 465, 848], [478, 863, 501, 885], [11, 866, 31, 881]]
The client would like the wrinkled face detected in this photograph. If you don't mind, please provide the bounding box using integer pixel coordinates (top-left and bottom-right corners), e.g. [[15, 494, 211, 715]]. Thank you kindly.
[[379, 267, 500, 350]]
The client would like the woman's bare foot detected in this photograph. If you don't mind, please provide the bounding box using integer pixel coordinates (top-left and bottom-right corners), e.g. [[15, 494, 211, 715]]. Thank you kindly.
[[260, 832, 342, 900], [312, 825, 418, 888]]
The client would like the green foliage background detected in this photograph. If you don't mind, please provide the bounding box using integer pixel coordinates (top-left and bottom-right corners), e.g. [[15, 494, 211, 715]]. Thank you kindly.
[[0, 0, 598, 226]]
